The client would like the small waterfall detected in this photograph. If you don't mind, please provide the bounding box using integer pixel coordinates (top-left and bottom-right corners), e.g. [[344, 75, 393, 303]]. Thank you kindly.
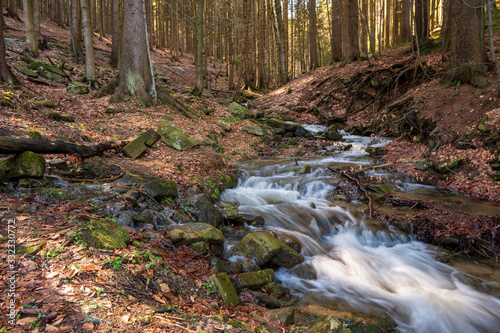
[[221, 131, 500, 333]]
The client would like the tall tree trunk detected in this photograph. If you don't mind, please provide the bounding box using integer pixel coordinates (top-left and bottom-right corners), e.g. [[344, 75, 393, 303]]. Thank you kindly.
[[274, 0, 288, 84], [192, 0, 204, 96], [257, 0, 266, 89], [33, 0, 42, 45], [342, 0, 359, 61], [109, 0, 155, 104], [226, 0, 235, 90], [444, 0, 486, 87], [0, 12, 18, 85], [283, 0, 288, 76], [331, 0, 342, 62], [23, 0, 39, 58], [7, 0, 21, 20], [80, 0, 96, 84], [98, 0, 104, 40], [308, 0, 318, 70], [487, 0, 500, 97], [110, 0, 120, 67], [415, 0, 429, 44], [71, 0, 84, 59], [401, 0, 410, 42]]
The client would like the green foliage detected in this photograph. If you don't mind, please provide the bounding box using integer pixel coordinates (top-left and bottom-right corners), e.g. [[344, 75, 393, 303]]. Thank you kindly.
[[203, 176, 220, 201], [201, 281, 216, 294], [220, 117, 242, 123], [105, 256, 124, 270]]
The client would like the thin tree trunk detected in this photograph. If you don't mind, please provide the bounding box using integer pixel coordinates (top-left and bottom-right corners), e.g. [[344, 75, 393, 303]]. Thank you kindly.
[[274, 0, 288, 84], [308, 0, 318, 70], [0, 13, 19, 84], [111, 0, 120, 67], [192, 0, 204, 96], [23, 0, 39, 58], [71, 0, 84, 59], [331, 0, 342, 62], [487, 0, 500, 97], [80, 0, 97, 84], [7, 0, 21, 20]]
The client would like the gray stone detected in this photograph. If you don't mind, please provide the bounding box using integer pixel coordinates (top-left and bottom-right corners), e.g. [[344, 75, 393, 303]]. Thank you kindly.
[[66, 82, 89, 94], [190, 193, 223, 227], [117, 212, 134, 227], [227, 102, 253, 119], [169, 222, 225, 246], [242, 126, 264, 136], [141, 179, 178, 202], [13, 64, 37, 77], [267, 119, 298, 132], [216, 120, 232, 132], [265, 307, 295, 325], [237, 269, 275, 289]]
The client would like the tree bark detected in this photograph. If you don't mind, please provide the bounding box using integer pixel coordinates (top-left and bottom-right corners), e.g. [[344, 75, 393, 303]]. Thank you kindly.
[[110, 0, 120, 68], [191, 0, 204, 96], [415, 0, 429, 44], [331, 0, 342, 62], [274, 0, 288, 84], [71, 0, 84, 59], [106, 0, 155, 105], [7, 0, 21, 20], [0, 137, 126, 157], [401, 0, 410, 42], [308, 0, 318, 70], [80, 0, 97, 84], [444, 0, 486, 87], [23, 0, 39, 58], [0, 13, 18, 85], [342, 0, 359, 62]]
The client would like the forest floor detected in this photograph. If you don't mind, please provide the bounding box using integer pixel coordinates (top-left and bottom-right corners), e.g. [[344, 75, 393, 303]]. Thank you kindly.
[[1, 12, 500, 333]]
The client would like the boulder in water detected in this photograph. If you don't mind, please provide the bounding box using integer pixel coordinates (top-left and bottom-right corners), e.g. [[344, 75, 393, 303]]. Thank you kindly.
[[236, 232, 305, 268]]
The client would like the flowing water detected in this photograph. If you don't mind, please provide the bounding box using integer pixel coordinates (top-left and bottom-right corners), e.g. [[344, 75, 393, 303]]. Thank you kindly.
[[221, 129, 500, 333]]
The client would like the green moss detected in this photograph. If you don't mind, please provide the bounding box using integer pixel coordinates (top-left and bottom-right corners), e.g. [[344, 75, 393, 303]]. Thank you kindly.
[[16, 241, 46, 255], [220, 173, 238, 189], [26, 131, 43, 139], [78, 217, 130, 250], [210, 273, 239, 306]]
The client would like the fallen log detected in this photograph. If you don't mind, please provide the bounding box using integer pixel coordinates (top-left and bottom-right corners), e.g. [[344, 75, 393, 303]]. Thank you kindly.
[[0, 136, 127, 157]]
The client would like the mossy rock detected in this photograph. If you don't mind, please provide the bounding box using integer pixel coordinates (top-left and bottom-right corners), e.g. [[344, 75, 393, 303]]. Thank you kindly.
[[265, 307, 295, 326], [157, 121, 200, 151], [26, 130, 43, 139], [281, 164, 311, 175], [437, 158, 463, 174], [369, 184, 393, 193], [236, 232, 305, 268], [190, 241, 209, 254], [67, 81, 89, 94], [242, 126, 264, 136], [78, 218, 130, 250], [46, 188, 69, 200], [415, 159, 431, 170], [13, 64, 37, 77], [210, 272, 240, 306], [46, 111, 74, 122], [169, 222, 225, 245], [237, 269, 275, 289], [16, 240, 46, 255], [216, 120, 232, 132], [0, 151, 45, 180], [141, 179, 178, 202], [267, 118, 298, 132], [227, 102, 253, 119], [220, 173, 238, 189]]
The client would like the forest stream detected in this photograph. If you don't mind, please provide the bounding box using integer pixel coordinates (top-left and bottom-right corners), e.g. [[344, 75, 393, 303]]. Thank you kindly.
[[221, 126, 500, 333]]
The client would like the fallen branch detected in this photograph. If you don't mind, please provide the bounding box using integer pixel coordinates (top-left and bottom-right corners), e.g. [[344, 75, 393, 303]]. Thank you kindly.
[[59, 173, 125, 183], [0, 136, 128, 157], [328, 167, 373, 218]]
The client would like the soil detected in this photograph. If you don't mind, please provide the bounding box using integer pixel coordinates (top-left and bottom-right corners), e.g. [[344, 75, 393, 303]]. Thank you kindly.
[[1, 12, 499, 333]]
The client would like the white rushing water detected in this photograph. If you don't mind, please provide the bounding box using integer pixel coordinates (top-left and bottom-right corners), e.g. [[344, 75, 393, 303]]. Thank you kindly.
[[221, 131, 500, 333]]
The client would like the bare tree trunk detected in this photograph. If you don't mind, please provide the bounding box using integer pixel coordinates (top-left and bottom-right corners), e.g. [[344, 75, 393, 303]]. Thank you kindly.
[[415, 0, 429, 45], [226, 0, 235, 90], [23, 0, 39, 58], [98, 0, 104, 40], [7, 0, 21, 20], [192, 0, 204, 96], [274, 0, 288, 84], [401, 0, 410, 42], [107, 0, 155, 105], [331, 0, 342, 62], [256, 0, 265, 89], [33, 0, 42, 44], [71, 0, 84, 59], [80, 0, 97, 84], [0, 13, 18, 85], [283, 0, 288, 76], [342, 0, 359, 61], [308, 0, 318, 70], [444, 0, 486, 87], [110, 0, 120, 67], [486, 0, 500, 97]]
